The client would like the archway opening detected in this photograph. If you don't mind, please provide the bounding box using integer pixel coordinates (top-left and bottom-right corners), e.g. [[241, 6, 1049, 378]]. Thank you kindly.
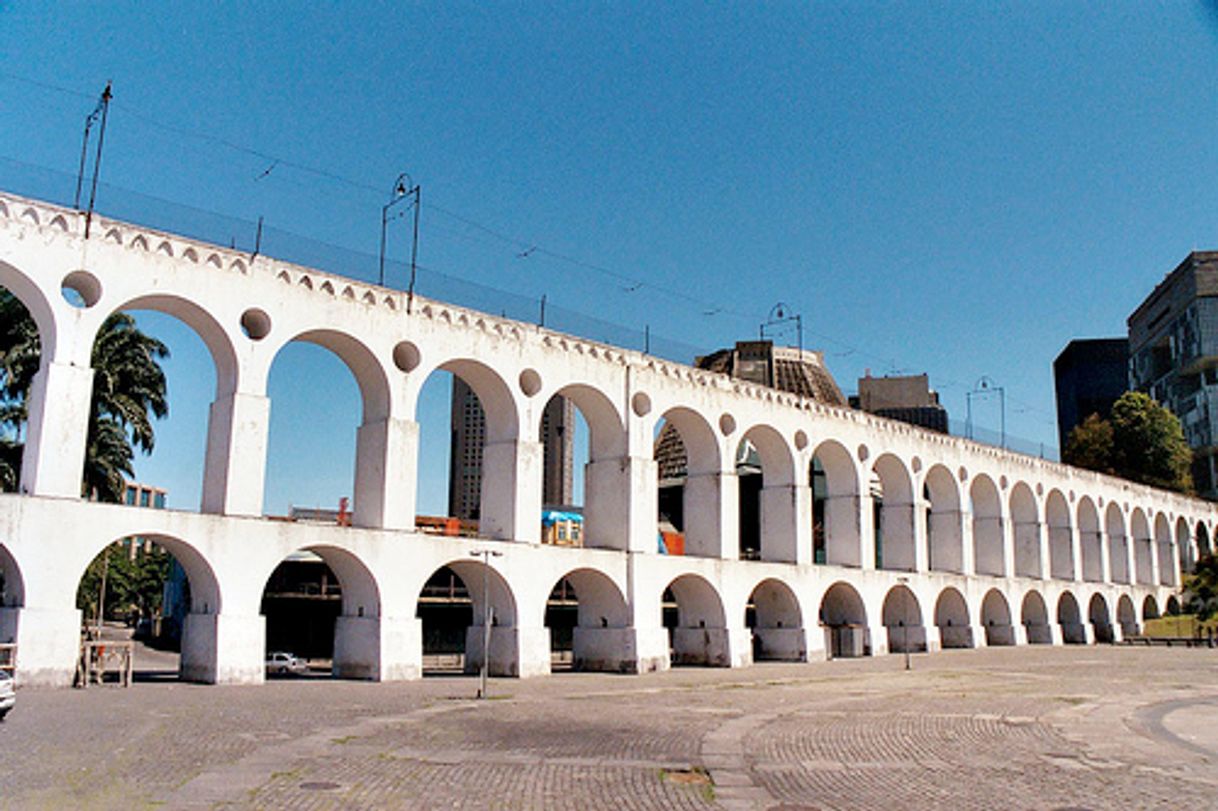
[[971, 476, 1004, 576], [0, 285, 43, 495], [820, 581, 868, 658], [1142, 595, 1160, 622], [980, 588, 1014, 646], [924, 465, 963, 573], [871, 455, 915, 572], [414, 360, 518, 540], [0, 543, 23, 664], [655, 408, 723, 558], [260, 546, 381, 680], [544, 385, 625, 550], [1131, 510, 1153, 586], [737, 426, 797, 562], [1046, 490, 1073, 580], [934, 587, 972, 648], [544, 568, 629, 672], [1107, 504, 1129, 584], [1196, 522, 1212, 560], [1021, 591, 1052, 644], [1166, 595, 1182, 616], [662, 574, 730, 666], [1177, 518, 1194, 574], [1057, 592, 1085, 644], [74, 534, 220, 683], [881, 584, 924, 654], [1010, 483, 1041, 578], [1079, 498, 1103, 582], [1089, 593, 1114, 643], [746, 578, 804, 661], [811, 441, 860, 567], [1117, 594, 1138, 638], [417, 559, 520, 676], [1155, 515, 1176, 586]]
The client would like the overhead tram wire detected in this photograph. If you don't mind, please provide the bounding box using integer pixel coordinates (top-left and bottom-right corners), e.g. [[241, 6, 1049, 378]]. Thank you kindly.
[[1, 70, 1014, 398]]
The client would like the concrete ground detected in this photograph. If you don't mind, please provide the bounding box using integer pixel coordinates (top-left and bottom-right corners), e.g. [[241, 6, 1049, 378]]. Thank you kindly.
[[2, 645, 1216, 810]]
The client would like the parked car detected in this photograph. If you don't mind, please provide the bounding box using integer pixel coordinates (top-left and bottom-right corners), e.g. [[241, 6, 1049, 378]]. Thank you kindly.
[[264, 652, 306, 675], [0, 670, 14, 720]]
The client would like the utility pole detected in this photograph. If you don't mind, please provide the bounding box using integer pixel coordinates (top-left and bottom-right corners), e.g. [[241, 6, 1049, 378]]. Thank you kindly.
[[74, 81, 112, 240], [469, 548, 503, 699]]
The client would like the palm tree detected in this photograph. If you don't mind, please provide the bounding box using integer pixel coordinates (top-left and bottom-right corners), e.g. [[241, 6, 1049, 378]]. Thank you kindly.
[[0, 289, 169, 501]]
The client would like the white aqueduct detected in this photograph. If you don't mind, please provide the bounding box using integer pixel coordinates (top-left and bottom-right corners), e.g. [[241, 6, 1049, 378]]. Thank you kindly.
[[0, 190, 1213, 687]]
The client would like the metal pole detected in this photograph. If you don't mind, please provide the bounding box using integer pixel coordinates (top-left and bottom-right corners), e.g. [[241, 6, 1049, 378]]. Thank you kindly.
[[95, 546, 110, 639], [378, 205, 389, 287], [407, 185, 420, 314], [539, 294, 546, 327], [480, 557, 491, 698], [999, 387, 1006, 449], [84, 81, 112, 239]]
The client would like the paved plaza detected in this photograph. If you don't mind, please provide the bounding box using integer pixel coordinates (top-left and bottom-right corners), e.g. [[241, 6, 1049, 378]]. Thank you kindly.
[[2, 646, 1217, 810]]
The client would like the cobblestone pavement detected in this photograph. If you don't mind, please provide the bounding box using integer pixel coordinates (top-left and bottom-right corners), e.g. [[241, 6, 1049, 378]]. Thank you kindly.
[[3, 646, 1217, 810]]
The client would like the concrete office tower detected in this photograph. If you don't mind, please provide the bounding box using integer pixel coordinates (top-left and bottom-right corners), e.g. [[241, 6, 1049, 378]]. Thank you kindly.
[[448, 378, 574, 520], [1053, 339, 1129, 451], [1128, 251, 1218, 499], [851, 373, 949, 434]]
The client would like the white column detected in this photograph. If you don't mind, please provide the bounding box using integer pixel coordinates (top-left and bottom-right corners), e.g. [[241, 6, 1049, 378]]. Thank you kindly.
[[180, 612, 265, 684], [825, 494, 863, 567], [464, 623, 550, 678], [585, 455, 657, 553], [20, 362, 94, 499], [684, 471, 738, 559], [5, 606, 81, 686], [879, 502, 917, 571], [760, 483, 810, 564], [928, 509, 965, 573], [352, 417, 418, 530], [480, 439, 543, 543], [333, 615, 421, 681], [201, 391, 270, 516]]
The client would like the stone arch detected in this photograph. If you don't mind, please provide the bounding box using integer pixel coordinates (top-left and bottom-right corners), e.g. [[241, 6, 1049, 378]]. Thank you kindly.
[[971, 475, 1004, 576], [871, 454, 916, 572], [1057, 591, 1086, 644], [737, 424, 799, 563], [1078, 497, 1102, 582], [1167, 595, 1181, 615], [747, 578, 805, 661], [1009, 482, 1041, 578], [811, 440, 861, 567], [980, 588, 1014, 646], [1142, 595, 1160, 622], [1116, 594, 1138, 638], [656, 407, 725, 559], [1045, 490, 1073, 581], [1131, 508, 1153, 586], [1106, 503, 1129, 584], [1020, 590, 1052, 644], [881, 584, 925, 653], [1196, 521, 1212, 558], [1088, 592, 1114, 643], [820, 581, 868, 658], [434, 557, 523, 677], [1154, 513, 1175, 586], [923, 464, 963, 573], [934, 587, 972, 649], [537, 383, 625, 551], [1177, 517, 1195, 574], [0, 542, 24, 608], [546, 567, 630, 672], [0, 260, 59, 362], [664, 573, 730, 666]]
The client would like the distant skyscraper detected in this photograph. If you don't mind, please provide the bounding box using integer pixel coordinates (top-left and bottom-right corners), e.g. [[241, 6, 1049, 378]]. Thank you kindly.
[[1053, 338, 1129, 452], [447, 378, 574, 520]]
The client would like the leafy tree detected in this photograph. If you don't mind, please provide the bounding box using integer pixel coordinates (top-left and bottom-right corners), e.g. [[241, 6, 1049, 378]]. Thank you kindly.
[[1062, 391, 1193, 494], [0, 289, 168, 502], [76, 542, 172, 624], [1183, 554, 1218, 621], [1063, 413, 1114, 474]]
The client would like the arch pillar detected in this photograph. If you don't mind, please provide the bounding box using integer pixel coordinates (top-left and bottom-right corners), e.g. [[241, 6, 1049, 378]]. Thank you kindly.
[[1099, 531, 1113, 583], [585, 454, 657, 553], [1148, 539, 1162, 587], [480, 439, 544, 543], [465, 622, 552, 678], [685, 470, 738, 559], [928, 509, 965, 573], [180, 612, 265, 684], [333, 614, 421, 680], [1014, 518, 1044, 578], [202, 391, 270, 516], [961, 509, 978, 575], [20, 362, 94, 499], [1068, 525, 1084, 581], [352, 416, 418, 530], [824, 494, 863, 567], [760, 483, 811, 564], [4, 605, 81, 686]]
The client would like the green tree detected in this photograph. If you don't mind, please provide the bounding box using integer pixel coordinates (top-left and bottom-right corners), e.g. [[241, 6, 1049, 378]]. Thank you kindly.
[[76, 542, 172, 624], [1109, 391, 1193, 493], [0, 289, 169, 502], [1183, 554, 1218, 621], [1062, 392, 1193, 494], [1063, 412, 1114, 474]]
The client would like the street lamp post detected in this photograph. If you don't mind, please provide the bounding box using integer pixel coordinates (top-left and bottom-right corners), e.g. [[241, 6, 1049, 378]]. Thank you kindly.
[[470, 548, 503, 699], [760, 302, 804, 355], [378, 172, 421, 311], [965, 377, 1006, 449], [897, 576, 911, 671]]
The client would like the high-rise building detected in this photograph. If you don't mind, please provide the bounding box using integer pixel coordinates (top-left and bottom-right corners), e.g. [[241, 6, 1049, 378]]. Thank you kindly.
[[1052, 339, 1129, 451], [1128, 250, 1218, 498], [850, 373, 949, 434], [447, 378, 574, 520]]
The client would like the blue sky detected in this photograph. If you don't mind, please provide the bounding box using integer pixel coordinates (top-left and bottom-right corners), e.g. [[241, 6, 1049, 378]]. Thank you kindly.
[[2, 3, 1218, 514]]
